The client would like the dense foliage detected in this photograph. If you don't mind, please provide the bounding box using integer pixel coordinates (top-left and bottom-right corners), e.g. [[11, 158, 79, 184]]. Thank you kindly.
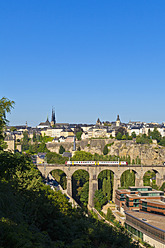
[[0, 97, 14, 150], [71, 151, 140, 165], [76, 131, 82, 141], [59, 145, 65, 154], [51, 169, 67, 189], [120, 170, 135, 188], [0, 151, 140, 248], [103, 145, 108, 155], [72, 170, 89, 207], [20, 133, 53, 153], [136, 128, 165, 145]]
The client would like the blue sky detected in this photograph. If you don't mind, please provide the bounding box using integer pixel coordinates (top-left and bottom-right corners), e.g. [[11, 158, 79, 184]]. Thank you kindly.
[[1, 0, 165, 126]]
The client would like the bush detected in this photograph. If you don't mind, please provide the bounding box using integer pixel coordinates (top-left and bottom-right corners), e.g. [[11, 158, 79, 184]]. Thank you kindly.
[[116, 132, 122, 140], [107, 208, 115, 221], [59, 145, 65, 154], [103, 145, 108, 155], [72, 151, 93, 161]]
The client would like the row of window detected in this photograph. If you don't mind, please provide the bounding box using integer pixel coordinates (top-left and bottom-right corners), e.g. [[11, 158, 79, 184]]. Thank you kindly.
[[126, 215, 165, 242], [125, 223, 143, 240], [141, 203, 165, 210], [141, 207, 165, 217], [140, 193, 164, 196]]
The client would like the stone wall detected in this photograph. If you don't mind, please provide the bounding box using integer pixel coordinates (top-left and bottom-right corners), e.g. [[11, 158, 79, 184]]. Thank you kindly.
[[46, 139, 165, 165]]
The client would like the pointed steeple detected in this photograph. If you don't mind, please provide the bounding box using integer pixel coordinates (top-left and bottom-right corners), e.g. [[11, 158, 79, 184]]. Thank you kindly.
[[51, 107, 56, 126], [116, 115, 121, 127]]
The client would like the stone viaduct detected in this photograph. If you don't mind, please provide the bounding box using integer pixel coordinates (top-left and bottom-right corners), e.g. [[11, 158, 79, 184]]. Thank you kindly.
[[37, 164, 165, 209]]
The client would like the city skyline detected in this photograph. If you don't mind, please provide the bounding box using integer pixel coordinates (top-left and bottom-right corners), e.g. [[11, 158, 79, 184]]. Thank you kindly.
[[1, 1, 165, 126], [6, 107, 165, 127]]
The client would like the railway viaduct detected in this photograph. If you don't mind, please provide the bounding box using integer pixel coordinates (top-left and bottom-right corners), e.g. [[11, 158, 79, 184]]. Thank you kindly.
[[37, 164, 165, 209]]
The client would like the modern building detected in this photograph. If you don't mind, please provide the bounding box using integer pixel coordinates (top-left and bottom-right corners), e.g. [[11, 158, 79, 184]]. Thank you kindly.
[[139, 196, 165, 216], [115, 186, 164, 212], [125, 190, 164, 211], [115, 186, 152, 210], [125, 211, 165, 248]]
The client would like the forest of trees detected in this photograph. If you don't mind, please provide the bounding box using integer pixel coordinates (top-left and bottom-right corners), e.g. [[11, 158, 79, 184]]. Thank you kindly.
[[115, 127, 165, 147], [0, 151, 142, 248]]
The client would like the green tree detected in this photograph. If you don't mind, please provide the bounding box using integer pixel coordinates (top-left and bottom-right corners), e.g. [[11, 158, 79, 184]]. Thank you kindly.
[[103, 145, 108, 155], [143, 170, 156, 186], [78, 181, 89, 206], [107, 177, 111, 201], [33, 131, 37, 142], [107, 208, 115, 221], [72, 170, 89, 206], [46, 152, 66, 164], [121, 170, 135, 188], [10, 126, 17, 132], [22, 131, 29, 151], [122, 134, 126, 140], [150, 128, 162, 143], [59, 145, 65, 154], [116, 132, 122, 140], [0, 97, 14, 150], [72, 151, 93, 161], [159, 137, 165, 146], [94, 189, 107, 210], [102, 178, 107, 196], [51, 169, 67, 189], [131, 132, 136, 138], [136, 134, 151, 144], [38, 142, 48, 153], [77, 146, 81, 151], [76, 131, 82, 141]]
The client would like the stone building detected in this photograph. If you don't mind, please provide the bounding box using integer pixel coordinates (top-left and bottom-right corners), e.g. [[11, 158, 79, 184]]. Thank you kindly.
[[4, 134, 15, 153], [116, 115, 121, 127], [37, 117, 51, 129]]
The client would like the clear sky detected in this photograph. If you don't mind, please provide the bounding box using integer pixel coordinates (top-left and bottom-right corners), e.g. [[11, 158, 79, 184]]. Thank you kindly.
[[1, 0, 165, 126]]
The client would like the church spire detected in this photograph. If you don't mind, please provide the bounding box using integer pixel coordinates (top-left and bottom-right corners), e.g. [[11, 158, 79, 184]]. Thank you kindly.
[[51, 107, 56, 126]]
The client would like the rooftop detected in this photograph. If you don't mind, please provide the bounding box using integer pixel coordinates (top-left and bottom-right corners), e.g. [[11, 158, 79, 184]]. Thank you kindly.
[[129, 186, 152, 189], [126, 211, 165, 231]]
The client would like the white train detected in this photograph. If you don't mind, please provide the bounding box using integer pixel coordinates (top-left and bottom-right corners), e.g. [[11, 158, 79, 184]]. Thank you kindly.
[[65, 161, 128, 166]]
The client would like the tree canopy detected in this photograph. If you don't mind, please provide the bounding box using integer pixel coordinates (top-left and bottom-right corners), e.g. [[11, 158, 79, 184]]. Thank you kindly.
[[0, 151, 140, 248], [72, 151, 93, 161], [76, 131, 82, 141], [0, 97, 14, 150]]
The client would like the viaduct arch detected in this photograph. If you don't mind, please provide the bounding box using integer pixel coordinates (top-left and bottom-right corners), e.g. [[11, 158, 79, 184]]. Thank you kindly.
[[37, 164, 165, 209]]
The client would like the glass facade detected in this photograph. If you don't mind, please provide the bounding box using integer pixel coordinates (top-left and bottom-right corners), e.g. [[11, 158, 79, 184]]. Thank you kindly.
[[129, 187, 152, 192], [125, 223, 143, 240], [140, 192, 164, 196], [126, 214, 165, 244]]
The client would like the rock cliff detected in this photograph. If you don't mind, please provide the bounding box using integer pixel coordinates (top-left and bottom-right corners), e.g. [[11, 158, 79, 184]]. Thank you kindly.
[[46, 139, 165, 165]]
